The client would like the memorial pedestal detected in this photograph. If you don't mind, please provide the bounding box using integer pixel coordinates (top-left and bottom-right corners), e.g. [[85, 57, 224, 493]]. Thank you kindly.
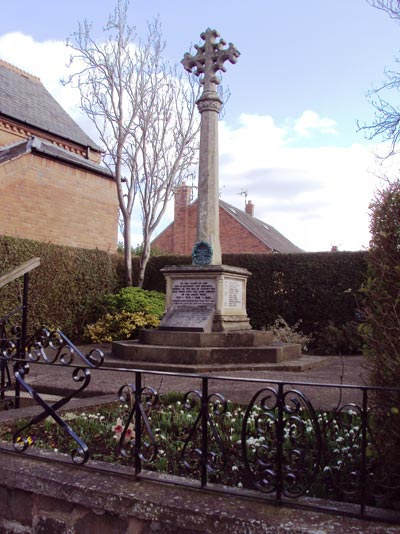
[[159, 264, 252, 333], [111, 264, 302, 370]]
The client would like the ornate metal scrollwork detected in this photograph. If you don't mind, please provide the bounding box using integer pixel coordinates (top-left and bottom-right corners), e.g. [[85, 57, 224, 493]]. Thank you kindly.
[[241, 387, 278, 493], [181, 389, 227, 477], [320, 403, 364, 500], [116, 382, 158, 465], [241, 386, 322, 497], [25, 329, 104, 367], [11, 329, 104, 464]]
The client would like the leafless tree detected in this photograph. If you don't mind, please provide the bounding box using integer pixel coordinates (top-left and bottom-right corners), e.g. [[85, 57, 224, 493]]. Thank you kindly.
[[359, 1, 400, 156], [367, 0, 400, 20], [64, 0, 200, 286]]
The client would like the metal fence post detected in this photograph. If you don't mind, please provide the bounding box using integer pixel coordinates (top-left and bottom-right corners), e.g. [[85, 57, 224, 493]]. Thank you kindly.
[[276, 382, 284, 503], [134, 371, 142, 477], [360, 388, 368, 518], [201, 376, 209, 488]]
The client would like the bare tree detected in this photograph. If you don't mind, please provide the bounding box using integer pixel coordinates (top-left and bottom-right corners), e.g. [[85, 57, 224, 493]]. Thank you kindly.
[[367, 0, 400, 20], [359, 1, 400, 156], [64, 0, 200, 286]]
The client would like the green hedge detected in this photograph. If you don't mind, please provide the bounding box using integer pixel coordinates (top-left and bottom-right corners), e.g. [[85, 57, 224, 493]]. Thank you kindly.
[[0, 236, 124, 340], [138, 252, 368, 353], [1, 236, 368, 353]]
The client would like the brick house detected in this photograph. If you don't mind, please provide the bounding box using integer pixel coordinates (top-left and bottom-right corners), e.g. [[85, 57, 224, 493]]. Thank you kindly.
[[0, 59, 118, 252], [152, 184, 303, 255]]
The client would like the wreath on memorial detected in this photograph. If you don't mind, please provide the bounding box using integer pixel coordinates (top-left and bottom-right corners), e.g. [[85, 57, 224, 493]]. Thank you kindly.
[[192, 241, 213, 265]]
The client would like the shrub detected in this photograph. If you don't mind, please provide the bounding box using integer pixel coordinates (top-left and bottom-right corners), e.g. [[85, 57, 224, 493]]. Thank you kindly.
[[95, 286, 165, 318], [309, 321, 363, 355], [83, 311, 160, 343], [360, 179, 400, 468], [268, 316, 311, 352], [361, 179, 400, 387], [84, 286, 165, 342]]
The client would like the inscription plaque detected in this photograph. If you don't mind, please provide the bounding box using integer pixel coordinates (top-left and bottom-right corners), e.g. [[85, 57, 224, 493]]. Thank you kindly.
[[172, 278, 216, 307], [158, 305, 214, 332], [223, 278, 243, 309]]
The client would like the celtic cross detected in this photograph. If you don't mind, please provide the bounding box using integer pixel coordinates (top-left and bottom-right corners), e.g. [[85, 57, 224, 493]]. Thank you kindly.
[[181, 29, 239, 265], [181, 28, 240, 94]]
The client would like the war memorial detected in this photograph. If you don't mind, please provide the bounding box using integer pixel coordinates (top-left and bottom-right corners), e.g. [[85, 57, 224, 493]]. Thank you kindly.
[[112, 28, 301, 370]]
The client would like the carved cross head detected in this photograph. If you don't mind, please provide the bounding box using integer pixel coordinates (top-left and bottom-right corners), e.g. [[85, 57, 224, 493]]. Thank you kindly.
[[181, 28, 240, 86]]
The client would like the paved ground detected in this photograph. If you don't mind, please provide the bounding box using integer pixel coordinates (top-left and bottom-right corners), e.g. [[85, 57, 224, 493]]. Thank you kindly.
[[19, 343, 371, 412]]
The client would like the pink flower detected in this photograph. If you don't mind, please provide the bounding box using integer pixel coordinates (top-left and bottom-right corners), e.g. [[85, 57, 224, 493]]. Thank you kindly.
[[111, 418, 123, 436], [125, 424, 135, 440]]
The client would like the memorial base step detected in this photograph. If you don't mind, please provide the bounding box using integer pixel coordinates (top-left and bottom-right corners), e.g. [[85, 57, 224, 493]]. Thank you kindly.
[[111, 339, 301, 366]]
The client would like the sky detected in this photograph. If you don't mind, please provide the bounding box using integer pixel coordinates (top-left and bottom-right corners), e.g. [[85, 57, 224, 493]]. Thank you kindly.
[[1, 0, 400, 252]]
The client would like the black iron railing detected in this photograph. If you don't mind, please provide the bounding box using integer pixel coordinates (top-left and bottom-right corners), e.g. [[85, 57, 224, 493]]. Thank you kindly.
[[0, 333, 399, 523], [0, 258, 40, 409], [0, 262, 399, 522]]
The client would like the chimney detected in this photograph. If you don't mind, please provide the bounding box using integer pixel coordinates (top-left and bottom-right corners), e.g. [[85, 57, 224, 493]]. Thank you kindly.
[[173, 184, 192, 254], [245, 200, 255, 217]]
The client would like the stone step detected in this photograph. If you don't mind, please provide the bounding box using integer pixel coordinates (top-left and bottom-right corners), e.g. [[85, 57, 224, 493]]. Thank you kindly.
[[111, 339, 301, 365], [139, 328, 274, 347], [102, 353, 327, 373]]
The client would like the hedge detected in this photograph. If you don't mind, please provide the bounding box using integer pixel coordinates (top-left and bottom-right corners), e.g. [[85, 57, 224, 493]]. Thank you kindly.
[[0, 236, 124, 340], [138, 251, 368, 353], [1, 236, 368, 353]]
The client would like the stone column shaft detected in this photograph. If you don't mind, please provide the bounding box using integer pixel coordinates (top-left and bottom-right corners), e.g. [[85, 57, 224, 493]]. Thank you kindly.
[[182, 28, 239, 267], [197, 92, 222, 265]]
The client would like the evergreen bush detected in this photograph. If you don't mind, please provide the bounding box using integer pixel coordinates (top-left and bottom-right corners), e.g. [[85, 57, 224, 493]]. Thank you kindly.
[[84, 286, 165, 342], [96, 286, 165, 318], [359, 179, 400, 471], [360, 180, 400, 387]]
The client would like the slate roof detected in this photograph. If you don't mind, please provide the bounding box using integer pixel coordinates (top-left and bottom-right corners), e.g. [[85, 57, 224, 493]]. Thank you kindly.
[[219, 199, 303, 253], [0, 59, 100, 151], [0, 136, 112, 179]]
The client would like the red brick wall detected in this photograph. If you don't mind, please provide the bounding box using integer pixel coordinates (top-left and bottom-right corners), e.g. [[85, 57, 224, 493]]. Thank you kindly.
[[220, 208, 271, 254], [0, 153, 117, 252], [152, 201, 272, 255]]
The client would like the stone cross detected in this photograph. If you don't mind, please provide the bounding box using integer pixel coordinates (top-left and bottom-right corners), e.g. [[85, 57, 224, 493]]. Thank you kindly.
[[182, 29, 240, 265]]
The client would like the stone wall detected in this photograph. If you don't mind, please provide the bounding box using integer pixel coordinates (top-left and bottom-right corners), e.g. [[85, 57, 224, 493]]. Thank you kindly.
[[0, 448, 398, 534]]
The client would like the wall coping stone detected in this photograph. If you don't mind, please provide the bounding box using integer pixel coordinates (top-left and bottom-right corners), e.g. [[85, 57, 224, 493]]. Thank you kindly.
[[0, 447, 399, 533]]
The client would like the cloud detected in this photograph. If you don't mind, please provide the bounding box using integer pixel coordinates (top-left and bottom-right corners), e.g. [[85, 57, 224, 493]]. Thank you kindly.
[[230, 168, 322, 197], [293, 110, 338, 137], [218, 113, 382, 251], [0, 31, 387, 252]]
